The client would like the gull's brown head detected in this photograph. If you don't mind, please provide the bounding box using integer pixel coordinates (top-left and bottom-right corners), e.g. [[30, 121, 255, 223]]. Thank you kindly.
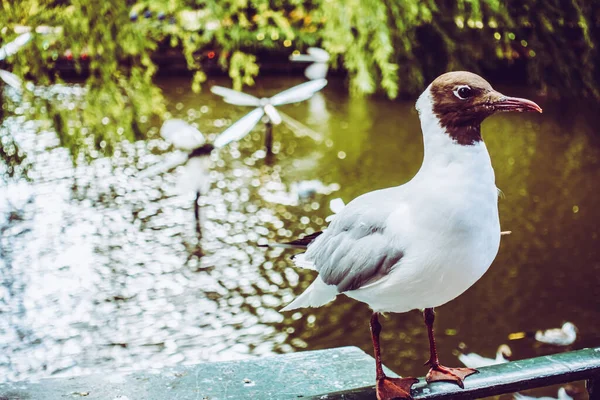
[[427, 71, 542, 145]]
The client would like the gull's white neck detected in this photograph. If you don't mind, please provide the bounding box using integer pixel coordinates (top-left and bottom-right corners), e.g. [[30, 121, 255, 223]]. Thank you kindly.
[[415, 87, 494, 178]]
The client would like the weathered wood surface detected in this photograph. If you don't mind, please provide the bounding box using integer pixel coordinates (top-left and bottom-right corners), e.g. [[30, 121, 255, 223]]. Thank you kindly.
[[313, 347, 600, 399], [1, 346, 599, 399], [0, 346, 396, 400]]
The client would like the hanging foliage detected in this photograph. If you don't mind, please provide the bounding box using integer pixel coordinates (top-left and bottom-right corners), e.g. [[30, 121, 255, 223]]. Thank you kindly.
[[0, 0, 598, 167]]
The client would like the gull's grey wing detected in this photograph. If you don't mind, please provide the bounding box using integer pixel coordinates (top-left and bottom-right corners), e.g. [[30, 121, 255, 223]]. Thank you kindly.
[[305, 188, 404, 292]]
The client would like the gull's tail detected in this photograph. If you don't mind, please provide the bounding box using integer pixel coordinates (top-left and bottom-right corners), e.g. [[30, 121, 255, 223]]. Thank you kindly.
[[281, 277, 338, 312]]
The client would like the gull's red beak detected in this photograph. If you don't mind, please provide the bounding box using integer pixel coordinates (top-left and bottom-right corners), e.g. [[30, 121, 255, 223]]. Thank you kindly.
[[494, 96, 543, 114]]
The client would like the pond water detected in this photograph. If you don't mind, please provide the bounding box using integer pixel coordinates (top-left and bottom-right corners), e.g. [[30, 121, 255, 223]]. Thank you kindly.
[[0, 76, 599, 396]]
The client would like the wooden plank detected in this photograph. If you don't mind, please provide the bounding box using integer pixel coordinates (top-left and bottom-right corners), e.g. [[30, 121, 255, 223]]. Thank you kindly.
[[311, 347, 600, 399], [0, 346, 397, 400], [2, 347, 599, 399]]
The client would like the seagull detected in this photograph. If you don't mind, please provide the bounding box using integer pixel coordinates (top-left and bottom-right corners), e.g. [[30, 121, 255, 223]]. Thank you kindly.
[[272, 71, 542, 400], [513, 387, 573, 400], [290, 47, 330, 80], [458, 344, 512, 368], [140, 119, 215, 235]]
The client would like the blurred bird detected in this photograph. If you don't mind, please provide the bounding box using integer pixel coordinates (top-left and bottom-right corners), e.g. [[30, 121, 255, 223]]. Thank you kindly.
[[258, 180, 339, 207], [513, 387, 573, 400], [0, 27, 61, 92], [210, 79, 327, 155], [0, 32, 33, 91], [535, 322, 577, 346], [508, 322, 577, 346], [457, 344, 512, 368], [143, 119, 214, 191], [291, 180, 338, 201], [140, 119, 215, 236], [290, 47, 330, 80], [266, 71, 542, 399]]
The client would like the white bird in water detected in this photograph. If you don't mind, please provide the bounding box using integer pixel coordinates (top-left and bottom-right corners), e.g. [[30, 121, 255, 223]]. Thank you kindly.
[[290, 47, 330, 80], [535, 322, 577, 346], [267, 71, 542, 400], [458, 344, 512, 368], [508, 322, 577, 346], [513, 387, 573, 400]]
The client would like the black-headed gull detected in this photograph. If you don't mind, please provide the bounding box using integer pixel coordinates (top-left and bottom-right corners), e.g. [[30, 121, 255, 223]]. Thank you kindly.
[[458, 344, 512, 368], [274, 71, 542, 399]]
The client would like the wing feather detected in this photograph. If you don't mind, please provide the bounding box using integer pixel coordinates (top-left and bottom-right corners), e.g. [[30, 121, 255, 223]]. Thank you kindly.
[[258, 231, 323, 249], [305, 188, 404, 292]]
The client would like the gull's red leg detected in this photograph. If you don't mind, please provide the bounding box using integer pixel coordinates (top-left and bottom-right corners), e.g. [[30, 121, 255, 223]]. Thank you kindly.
[[423, 308, 477, 388], [370, 313, 418, 400]]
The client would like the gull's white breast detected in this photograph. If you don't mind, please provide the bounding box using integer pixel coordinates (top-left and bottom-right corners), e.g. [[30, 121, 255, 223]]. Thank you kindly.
[[346, 140, 501, 313]]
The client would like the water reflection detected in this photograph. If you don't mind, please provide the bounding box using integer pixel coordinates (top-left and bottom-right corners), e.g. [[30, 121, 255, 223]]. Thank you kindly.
[[0, 77, 599, 385]]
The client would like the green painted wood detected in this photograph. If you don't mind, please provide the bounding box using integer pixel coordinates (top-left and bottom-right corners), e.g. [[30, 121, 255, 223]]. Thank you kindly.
[[0, 346, 397, 400], [312, 347, 600, 399], [2, 347, 599, 400]]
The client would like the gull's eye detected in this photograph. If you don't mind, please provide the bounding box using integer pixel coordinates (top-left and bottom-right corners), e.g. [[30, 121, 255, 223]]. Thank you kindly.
[[454, 85, 473, 100]]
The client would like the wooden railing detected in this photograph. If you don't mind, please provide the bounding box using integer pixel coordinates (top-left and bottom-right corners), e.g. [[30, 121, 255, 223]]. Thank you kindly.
[[0, 346, 599, 399], [317, 347, 600, 399]]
